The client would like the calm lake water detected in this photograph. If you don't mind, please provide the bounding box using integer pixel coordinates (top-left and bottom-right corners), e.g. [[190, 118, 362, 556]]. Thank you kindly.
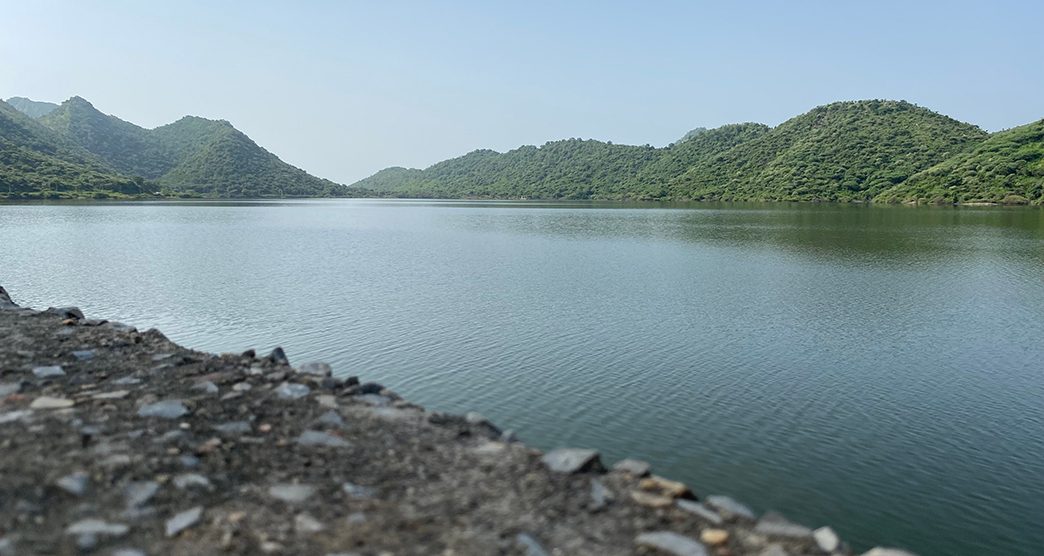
[[1, 199, 1042, 555]]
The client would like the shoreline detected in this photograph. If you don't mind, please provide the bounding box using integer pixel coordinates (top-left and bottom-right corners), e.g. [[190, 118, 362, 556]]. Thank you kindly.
[[1, 195, 1041, 208], [0, 285, 912, 555]]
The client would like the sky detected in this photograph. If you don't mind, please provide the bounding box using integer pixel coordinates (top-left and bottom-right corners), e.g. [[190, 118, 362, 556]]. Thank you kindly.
[[2, 0, 1042, 184]]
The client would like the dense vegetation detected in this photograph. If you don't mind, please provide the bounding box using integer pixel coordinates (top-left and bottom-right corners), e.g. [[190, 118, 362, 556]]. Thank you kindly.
[[875, 119, 1044, 204], [354, 124, 770, 200], [2, 96, 346, 198], [355, 100, 1043, 205], [673, 100, 987, 202], [155, 119, 347, 197], [0, 100, 142, 198]]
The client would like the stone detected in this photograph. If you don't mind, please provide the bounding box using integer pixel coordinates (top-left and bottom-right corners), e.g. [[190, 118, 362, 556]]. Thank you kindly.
[[125, 481, 160, 508], [315, 410, 345, 428], [705, 495, 756, 521], [112, 550, 146, 556], [473, 441, 507, 456], [268, 484, 316, 503], [0, 538, 11, 556], [500, 429, 518, 443], [32, 365, 65, 378], [320, 376, 343, 390], [860, 549, 918, 556], [294, 513, 325, 533], [174, 473, 213, 490], [71, 350, 96, 361], [212, 421, 252, 435], [93, 390, 130, 400], [0, 383, 21, 397], [113, 376, 142, 386], [630, 490, 674, 508], [814, 526, 841, 552], [46, 306, 84, 320], [754, 512, 813, 539], [0, 411, 31, 425], [700, 529, 729, 546], [231, 382, 252, 392], [65, 519, 129, 537], [589, 478, 613, 511], [357, 394, 391, 407], [465, 411, 490, 426], [165, 506, 203, 537], [541, 448, 603, 474], [635, 531, 709, 556], [612, 458, 651, 477], [192, 381, 219, 395], [758, 545, 789, 556], [56, 471, 90, 496], [30, 396, 75, 409], [639, 475, 692, 499], [341, 482, 376, 499], [267, 347, 289, 365], [297, 430, 350, 448], [515, 533, 551, 556], [357, 382, 384, 395], [316, 394, 338, 409], [298, 362, 332, 377], [137, 400, 188, 419], [180, 455, 201, 468], [275, 382, 310, 400], [676, 500, 723, 525]]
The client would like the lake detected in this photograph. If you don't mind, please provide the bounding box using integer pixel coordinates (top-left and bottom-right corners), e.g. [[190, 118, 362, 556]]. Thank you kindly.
[[1, 199, 1041, 555]]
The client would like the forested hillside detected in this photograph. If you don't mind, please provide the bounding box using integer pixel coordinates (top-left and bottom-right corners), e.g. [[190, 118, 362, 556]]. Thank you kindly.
[[876, 119, 1044, 204], [0, 100, 141, 198], [356, 100, 1041, 204], [672, 100, 988, 202], [2, 96, 346, 198], [353, 125, 771, 200]]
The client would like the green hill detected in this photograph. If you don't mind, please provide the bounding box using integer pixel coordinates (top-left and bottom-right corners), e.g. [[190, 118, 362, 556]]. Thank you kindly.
[[5, 97, 59, 118], [356, 99, 1036, 204], [351, 166, 423, 193], [39, 97, 174, 179], [0, 99, 141, 198], [876, 120, 1044, 204], [9, 96, 347, 198], [154, 118, 346, 197], [672, 100, 988, 202], [353, 124, 773, 200], [637, 123, 770, 198]]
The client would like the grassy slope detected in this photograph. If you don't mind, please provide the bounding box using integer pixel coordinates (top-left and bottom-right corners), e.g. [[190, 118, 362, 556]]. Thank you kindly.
[[0, 100, 140, 197], [353, 124, 773, 200], [876, 120, 1044, 204], [34, 98, 346, 197], [672, 100, 988, 202]]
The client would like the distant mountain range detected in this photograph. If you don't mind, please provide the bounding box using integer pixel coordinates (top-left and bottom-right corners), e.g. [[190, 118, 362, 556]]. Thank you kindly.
[[354, 100, 1043, 205], [1, 96, 347, 199]]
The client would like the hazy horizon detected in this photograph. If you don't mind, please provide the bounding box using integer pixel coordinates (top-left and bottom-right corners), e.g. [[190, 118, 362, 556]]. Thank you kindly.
[[3, 0, 1042, 185]]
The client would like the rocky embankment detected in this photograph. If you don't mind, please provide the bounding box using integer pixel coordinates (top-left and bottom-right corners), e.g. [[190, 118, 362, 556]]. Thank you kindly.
[[0, 286, 914, 556]]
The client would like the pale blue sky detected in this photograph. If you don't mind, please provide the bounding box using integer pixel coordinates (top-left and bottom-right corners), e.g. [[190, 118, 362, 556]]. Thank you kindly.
[[3, 0, 1042, 184]]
